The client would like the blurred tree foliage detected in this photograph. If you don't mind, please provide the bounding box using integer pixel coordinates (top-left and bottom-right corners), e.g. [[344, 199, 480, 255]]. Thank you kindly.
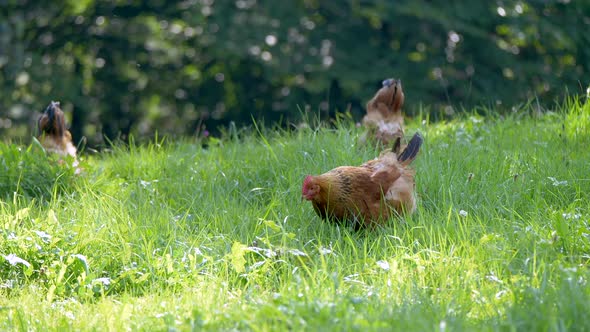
[[1, 0, 588, 145]]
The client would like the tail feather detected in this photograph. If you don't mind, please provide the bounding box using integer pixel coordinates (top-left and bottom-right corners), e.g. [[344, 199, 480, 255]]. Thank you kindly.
[[397, 132, 423, 164]]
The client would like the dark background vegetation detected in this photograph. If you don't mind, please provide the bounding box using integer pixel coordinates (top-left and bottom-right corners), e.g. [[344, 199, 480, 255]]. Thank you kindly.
[[1, 0, 588, 146]]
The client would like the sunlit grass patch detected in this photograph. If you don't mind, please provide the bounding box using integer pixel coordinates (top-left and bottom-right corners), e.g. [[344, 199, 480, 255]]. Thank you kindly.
[[1, 101, 590, 331]]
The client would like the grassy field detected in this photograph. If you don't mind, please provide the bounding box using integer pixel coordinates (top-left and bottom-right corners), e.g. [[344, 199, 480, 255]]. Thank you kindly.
[[1, 99, 589, 331]]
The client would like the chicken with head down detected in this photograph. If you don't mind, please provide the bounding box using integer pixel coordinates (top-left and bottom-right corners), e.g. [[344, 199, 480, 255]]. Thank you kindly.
[[302, 132, 423, 229]]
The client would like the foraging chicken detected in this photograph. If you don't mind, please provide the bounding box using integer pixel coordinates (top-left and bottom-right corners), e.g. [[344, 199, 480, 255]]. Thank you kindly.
[[361, 78, 405, 145], [37, 101, 77, 158], [302, 132, 423, 229]]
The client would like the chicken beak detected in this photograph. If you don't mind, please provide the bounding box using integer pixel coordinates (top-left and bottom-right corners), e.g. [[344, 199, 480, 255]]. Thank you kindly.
[[389, 84, 397, 107]]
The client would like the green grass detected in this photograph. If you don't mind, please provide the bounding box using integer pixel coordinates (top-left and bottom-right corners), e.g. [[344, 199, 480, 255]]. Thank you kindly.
[[1, 99, 590, 331]]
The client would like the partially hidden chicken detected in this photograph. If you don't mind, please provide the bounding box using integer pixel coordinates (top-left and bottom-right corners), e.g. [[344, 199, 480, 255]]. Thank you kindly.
[[302, 132, 423, 229], [37, 101, 77, 158], [361, 78, 405, 146]]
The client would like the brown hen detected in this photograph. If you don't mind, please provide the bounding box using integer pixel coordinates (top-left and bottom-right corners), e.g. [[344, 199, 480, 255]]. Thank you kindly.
[[302, 132, 423, 229], [361, 78, 405, 145], [37, 101, 77, 158]]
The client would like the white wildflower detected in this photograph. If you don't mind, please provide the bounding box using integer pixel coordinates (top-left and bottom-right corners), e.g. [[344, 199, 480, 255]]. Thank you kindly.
[[288, 249, 307, 257], [3, 254, 31, 267], [33, 230, 52, 242], [562, 213, 582, 220], [376, 260, 390, 271], [548, 177, 568, 186], [92, 277, 111, 286]]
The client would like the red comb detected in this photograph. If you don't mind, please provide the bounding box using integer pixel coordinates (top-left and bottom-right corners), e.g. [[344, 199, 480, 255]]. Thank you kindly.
[[302, 175, 313, 194]]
